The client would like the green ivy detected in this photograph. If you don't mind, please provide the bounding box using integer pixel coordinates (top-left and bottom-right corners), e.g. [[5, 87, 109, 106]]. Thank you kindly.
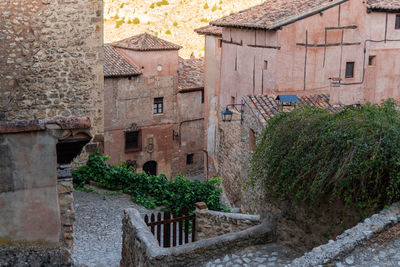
[[250, 100, 400, 218], [73, 153, 229, 213]]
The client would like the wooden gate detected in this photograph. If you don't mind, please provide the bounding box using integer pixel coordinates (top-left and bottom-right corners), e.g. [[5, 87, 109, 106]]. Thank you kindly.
[[144, 208, 196, 248]]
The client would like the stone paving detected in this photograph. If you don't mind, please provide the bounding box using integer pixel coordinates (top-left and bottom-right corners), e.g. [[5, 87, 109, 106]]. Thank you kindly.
[[202, 243, 301, 267], [72, 190, 150, 267], [332, 224, 400, 267]]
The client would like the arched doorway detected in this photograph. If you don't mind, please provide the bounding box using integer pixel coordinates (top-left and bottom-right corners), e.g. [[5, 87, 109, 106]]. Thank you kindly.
[[143, 161, 157, 176]]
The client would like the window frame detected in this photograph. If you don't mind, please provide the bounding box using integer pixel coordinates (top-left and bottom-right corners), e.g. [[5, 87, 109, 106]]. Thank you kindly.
[[395, 14, 400, 30], [345, 62, 355, 79], [153, 97, 164, 114], [125, 130, 141, 152], [186, 153, 194, 165]]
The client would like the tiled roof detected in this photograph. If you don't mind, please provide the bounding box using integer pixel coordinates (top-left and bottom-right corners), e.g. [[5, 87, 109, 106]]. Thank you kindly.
[[244, 94, 343, 126], [178, 57, 204, 91], [112, 33, 182, 51], [210, 0, 348, 30], [367, 0, 400, 11], [104, 45, 141, 77], [194, 25, 223, 36]]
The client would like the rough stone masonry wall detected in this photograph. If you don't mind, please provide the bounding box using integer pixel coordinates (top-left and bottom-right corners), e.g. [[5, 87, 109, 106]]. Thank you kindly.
[[217, 105, 265, 210], [121, 208, 275, 267], [195, 205, 261, 240], [0, 0, 104, 159]]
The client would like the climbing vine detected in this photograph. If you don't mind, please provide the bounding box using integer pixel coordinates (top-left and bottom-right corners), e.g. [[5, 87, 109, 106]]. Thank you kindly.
[[73, 153, 228, 212], [250, 100, 400, 217]]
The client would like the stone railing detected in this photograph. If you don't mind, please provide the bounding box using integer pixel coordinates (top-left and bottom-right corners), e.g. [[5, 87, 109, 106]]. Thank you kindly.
[[121, 208, 275, 267], [291, 202, 400, 266], [194, 202, 261, 240]]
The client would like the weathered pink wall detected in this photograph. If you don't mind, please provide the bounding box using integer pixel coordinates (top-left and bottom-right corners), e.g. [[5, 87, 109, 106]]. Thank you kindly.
[[219, 0, 400, 107]]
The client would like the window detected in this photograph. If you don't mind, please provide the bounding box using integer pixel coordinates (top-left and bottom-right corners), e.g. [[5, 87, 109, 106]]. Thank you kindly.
[[264, 61, 268, 70], [368, 56, 376, 66], [186, 154, 194, 165], [125, 131, 141, 151], [345, 62, 355, 78], [201, 90, 204, 103], [153, 97, 163, 114], [249, 129, 256, 152], [231, 96, 236, 104], [395, 14, 400, 29]]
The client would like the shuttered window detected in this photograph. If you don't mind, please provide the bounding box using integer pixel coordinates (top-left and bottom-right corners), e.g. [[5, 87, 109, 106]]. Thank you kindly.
[[345, 62, 355, 78], [395, 14, 400, 29], [125, 131, 141, 151]]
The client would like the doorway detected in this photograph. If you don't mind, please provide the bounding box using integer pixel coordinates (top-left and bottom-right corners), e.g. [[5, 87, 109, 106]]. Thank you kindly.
[[143, 161, 157, 176]]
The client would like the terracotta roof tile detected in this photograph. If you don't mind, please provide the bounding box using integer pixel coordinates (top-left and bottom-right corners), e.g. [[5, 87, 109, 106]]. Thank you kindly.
[[104, 44, 141, 77], [244, 94, 344, 126], [194, 25, 223, 36], [178, 57, 204, 91], [113, 33, 182, 51], [367, 0, 400, 11], [211, 0, 347, 30]]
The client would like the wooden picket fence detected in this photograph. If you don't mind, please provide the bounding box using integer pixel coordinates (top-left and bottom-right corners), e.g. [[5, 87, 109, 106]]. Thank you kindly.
[[144, 208, 196, 248]]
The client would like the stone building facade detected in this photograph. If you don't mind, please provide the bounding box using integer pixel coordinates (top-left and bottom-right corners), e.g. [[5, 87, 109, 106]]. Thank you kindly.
[[104, 33, 204, 178], [0, 0, 103, 265], [0, 0, 104, 157], [210, 0, 400, 107]]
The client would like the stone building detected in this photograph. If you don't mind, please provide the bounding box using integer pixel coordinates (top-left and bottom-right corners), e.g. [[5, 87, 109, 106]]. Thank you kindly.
[[0, 0, 103, 265], [104, 33, 204, 178], [209, 0, 400, 107]]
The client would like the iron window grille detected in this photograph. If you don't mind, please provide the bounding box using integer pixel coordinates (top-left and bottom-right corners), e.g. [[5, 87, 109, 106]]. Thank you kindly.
[[154, 97, 163, 114], [125, 130, 141, 152]]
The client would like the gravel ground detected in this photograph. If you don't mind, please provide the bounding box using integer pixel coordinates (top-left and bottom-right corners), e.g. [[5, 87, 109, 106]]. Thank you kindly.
[[72, 190, 150, 267], [202, 243, 301, 267]]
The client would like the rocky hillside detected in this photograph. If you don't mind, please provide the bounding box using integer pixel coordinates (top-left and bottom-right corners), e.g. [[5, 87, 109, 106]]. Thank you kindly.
[[104, 0, 264, 58]]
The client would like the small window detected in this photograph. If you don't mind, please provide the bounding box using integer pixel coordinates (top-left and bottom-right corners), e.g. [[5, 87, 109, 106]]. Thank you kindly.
[[218, 39, 222, 48], [201, 90, 204, 104], [186, 154, 194, 165], [249, 129, 256, 152], [125, 131, 141, 151], [395, 14, 400, 29], [345, 62, 355, 78], [264, 61, 268, 70], [368, 56, 376, 66], [153, 97, 163, 114]]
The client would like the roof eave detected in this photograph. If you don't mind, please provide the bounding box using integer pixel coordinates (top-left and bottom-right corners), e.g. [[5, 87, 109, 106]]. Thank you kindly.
[[367, 6, 400, 13], [104, 73, 141, 78], [112, 45, 182, 52]]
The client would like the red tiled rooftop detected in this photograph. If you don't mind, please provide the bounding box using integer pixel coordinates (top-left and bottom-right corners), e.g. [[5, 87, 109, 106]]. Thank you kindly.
[[178, 57, 204, 91], [112, 33, 182, 51], [367, 0, 400, 11], [210, 0, 348, 30], [194, 25, 223, 37], [104, 44, 141, 77], [243, 94, 343, 125]]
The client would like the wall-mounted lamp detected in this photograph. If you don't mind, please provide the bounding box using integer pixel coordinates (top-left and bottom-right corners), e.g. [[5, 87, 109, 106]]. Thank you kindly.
[[329, 77, 342, 87], [220, 102, 244, 123]]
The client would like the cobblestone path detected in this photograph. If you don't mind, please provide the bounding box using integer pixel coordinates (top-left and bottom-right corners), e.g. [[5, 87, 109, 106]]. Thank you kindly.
[[72, 191, 150, 267], [332, 224, 400, 267], [202, 243, 301, 267]]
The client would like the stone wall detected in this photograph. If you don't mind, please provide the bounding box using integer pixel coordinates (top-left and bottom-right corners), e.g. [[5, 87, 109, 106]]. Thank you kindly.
[[0, 0, 104, 160], [121, 208, 275, 267], [195, 204, 261, 240]]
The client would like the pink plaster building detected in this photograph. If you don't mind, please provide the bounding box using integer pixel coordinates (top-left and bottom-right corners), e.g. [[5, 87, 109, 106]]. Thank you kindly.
[[209, 0, 400, 107], [104, 33, 205, 178]]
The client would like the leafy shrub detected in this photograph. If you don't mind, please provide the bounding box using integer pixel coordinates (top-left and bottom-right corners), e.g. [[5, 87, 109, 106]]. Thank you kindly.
[[156, 0, 169, 6], [203, 3, 209, 9], [120, 3, 125, 8], [73, 153, 228, 212], [115, 19, 125, 28], [165, 29, 171, 34], [173, 21, 178, 27], [150, 3, 155, 8], [211, 4, 217, 12], [132, 17, 140, 24], [200, 18, 209, 23], [250, 100, 400, 218]]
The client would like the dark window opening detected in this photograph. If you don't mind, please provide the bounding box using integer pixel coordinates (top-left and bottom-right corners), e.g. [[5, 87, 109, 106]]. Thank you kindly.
[[154, 97, 163, 114], [264, 61, 268, 70], [368, 56, 376, 66], [218, 39, 222, 48], [186, 154, 194, 165], [201, 90, 204, 103], [125, 130, 141, 151], [249, 129, 256, 152], [395, 14, 400, 29], [143, 161, 157, 176], [345, 62, 355, 78]]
